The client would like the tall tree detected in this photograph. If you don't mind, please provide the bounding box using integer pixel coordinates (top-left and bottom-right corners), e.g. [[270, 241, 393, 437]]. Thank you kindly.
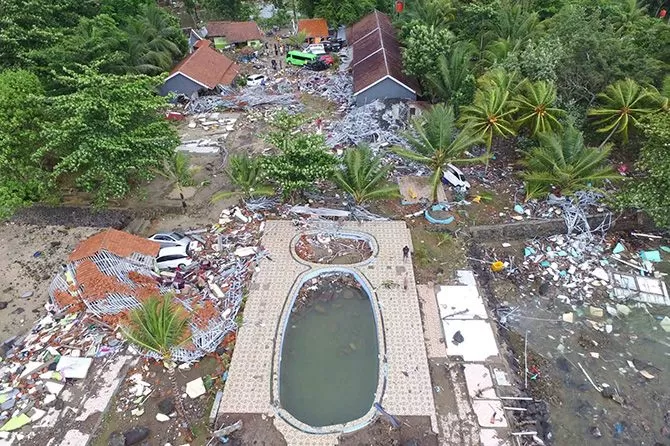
[[0, 70, 50, 217], [514, 79, 565, 135], [392, 104, 484, 202], [401, 24, 454, 79], [37, 67, 179, 206], [332, 146, 400, 205], [587, 78, 656, 145], [425, 41, 476, 108], [520, 126, 620, 199], [400, 0, 456, 29]]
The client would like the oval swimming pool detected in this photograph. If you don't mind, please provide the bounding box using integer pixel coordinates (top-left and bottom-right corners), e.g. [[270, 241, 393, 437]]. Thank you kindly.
[[278, 270, 380, 428]]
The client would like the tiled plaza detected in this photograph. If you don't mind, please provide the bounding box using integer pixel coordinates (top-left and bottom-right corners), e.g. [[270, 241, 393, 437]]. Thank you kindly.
[[218, 220, 436, 445]]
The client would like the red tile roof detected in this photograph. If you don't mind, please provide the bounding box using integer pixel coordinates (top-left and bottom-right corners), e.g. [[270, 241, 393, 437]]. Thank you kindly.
[[350, 11, 419, 95], [297, 18, 329, 38], [206, 21, 264, 43], [69, 229, 160, 262], [167, 43, 240, 89]]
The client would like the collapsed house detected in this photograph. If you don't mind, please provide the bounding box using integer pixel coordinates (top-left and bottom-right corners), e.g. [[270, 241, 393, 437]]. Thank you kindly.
[[348, 10, 419, 105], [161, 40, 240, 98], [49, 228, 252, 362]]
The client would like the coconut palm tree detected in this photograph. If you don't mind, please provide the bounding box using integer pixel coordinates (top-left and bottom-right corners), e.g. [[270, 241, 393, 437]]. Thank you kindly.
[[402, 0, 456, 29], [425, 41, 475, 105], [122, 294, 190, 361], [514, 80, 566, 136], [519, 126, 621, 199], [392, 104, 484, 202], [587, 78, 656, 145], [459, 86, 517, 166], [332, 146, 400, 205], [211, 154, 274, 202], [122, 4, 185, 74], [483, 2, 542, 48]]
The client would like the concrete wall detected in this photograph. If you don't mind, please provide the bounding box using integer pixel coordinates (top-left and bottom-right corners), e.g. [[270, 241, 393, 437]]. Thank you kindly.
[[160, 74, 202, 97], [354, 78, 416, 105], [464, 212, 653, 242]]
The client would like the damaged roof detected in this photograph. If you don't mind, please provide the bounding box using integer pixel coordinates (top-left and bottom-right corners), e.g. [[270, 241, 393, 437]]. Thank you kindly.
[[205, 21, 264, 43], [297, 18, 329, 38], [165, 42, 240, 89], [69, 229, 160, 261], [350, 10, 419, 96]]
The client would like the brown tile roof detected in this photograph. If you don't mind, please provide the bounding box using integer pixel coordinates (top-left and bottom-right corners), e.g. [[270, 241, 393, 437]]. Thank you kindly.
[[350, 10, 419, 95], [205, 21, 264, 43], [297, 18, 329, 38], [74, 259, 160, 303], [167, 43, 240, 89], [69, 229, 160, 262]]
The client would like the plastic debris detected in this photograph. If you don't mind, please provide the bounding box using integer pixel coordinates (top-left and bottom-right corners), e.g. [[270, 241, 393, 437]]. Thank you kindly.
[[640, 250, 661, 262]]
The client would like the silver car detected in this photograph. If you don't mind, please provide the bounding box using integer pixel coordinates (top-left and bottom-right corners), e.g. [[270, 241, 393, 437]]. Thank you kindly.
[[147, 232, 191, 249]]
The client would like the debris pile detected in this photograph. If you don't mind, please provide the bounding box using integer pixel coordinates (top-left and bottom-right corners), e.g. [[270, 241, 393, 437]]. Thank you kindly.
[[185, 86, 303, 114], [293, 272, 364, 313], [48, 205, 267, 363], [0, 312, 123, 436], [298, 71, 354, 107], [294, 233, 373, 264]]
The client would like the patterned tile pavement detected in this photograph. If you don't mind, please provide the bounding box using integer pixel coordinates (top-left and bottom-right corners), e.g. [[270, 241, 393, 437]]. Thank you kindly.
[[218, 220, 437, 444]]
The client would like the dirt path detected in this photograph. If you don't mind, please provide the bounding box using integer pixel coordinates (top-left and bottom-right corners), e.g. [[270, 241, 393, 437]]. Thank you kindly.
[[0, 223, 99, 338]]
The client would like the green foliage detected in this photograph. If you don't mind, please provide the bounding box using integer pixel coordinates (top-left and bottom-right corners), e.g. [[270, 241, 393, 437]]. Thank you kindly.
[[520, 126, 620, 199], [401, 24, 453, 79], [617, 113, 670, 227], [286, 31, 309, 49], [299, 0, 375, 25], [460, 85, 518, 151], [157, 152, 194, 209], [38, 67, 179, 206], [514, 79, 565, 135], [392, 104, 484, 202], [204, 0, 254, 21], [587, 78, 656, 144], [332, 146, 400, 204], [425, 41, 476, 108], [262, 133, 336, 200], [399, 0, 456, 29], [122, 294, 190, 360], [516, 37, 564, 82], [212, 154, 274, 201], [0, 70, 51, 217]]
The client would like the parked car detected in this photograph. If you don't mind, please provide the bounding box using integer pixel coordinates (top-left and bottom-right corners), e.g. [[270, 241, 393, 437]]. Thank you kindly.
[[319, 54, 334, 65], [305, 60, 329, 71], [156, 246, 193, 270], [442, 164, 471, 190], [305, 43, 326, 55], [148, 232, 191, 248], [246, 74, 266, 86]]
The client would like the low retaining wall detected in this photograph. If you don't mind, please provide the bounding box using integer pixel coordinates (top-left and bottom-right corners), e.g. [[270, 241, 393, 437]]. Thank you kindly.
[[462, 212, 653, 242]]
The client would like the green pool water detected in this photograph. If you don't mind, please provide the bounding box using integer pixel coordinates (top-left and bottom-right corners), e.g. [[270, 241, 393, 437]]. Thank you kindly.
[[279, 281, 379, 427]]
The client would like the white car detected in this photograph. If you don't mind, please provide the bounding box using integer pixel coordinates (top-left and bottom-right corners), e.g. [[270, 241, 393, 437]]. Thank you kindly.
[[305, 43, 326, 55], [246, 74, 266, 86], [156, 246, 193, 270], [442, 164, 471, 190], [148, 232, 191, 249]]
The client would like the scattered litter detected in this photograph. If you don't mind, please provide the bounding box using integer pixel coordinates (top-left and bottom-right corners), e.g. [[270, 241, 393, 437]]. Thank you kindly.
[[56, 356, 92, 379]]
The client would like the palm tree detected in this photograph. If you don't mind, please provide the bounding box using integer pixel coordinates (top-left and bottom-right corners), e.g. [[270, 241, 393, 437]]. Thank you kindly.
[[211, 154, 274, 202], [332, 146, 400, 205], [122, 294, 190, 361], [425, 41, 475, 105], [613, 0, 647, 34], [519, 126, 621, 199], [156, 152, 194, 211], [459, 87, 517, 166], [392, 104, 484, 202], [652, 75, 670, 111], [286, 30, 308, 49], [402, 0, 456, 29], [514, 80, 566, 136], [588, 78, 656, 145], [122, 4, 184, 74], [483, 3, 542, 48], [477, 67, 521, 95]]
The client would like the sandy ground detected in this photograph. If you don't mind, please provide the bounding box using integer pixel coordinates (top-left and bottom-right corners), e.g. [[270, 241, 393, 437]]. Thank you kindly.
[[0, 223, 99, 338]]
